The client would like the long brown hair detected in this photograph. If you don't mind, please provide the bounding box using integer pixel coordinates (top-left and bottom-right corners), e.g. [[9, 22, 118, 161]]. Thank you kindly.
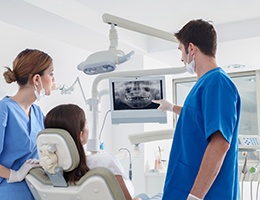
[[3, 49, 52, 85], [44, 104, 89, 183]]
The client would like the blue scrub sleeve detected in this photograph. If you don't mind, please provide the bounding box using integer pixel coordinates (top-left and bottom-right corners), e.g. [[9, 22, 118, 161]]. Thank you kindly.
[[202, 81, 239, 143], [0, 104, 8, 154]]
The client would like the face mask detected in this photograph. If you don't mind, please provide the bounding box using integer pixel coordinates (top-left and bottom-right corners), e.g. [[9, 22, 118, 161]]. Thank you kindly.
[[185, 51, 196, 74], [34, 78, 45, 101]]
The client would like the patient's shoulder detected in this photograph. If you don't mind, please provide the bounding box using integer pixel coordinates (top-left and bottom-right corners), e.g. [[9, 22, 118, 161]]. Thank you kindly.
[[86, 152, 125, 176]]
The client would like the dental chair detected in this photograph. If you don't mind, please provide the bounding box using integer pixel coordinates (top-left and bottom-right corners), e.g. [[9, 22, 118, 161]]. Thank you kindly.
[[25, 128, 126, 200]]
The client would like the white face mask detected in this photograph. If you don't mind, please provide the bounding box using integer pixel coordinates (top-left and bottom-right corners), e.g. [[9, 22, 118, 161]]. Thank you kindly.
[[185, 51, 196, 74], [34, 78, 45, 101]]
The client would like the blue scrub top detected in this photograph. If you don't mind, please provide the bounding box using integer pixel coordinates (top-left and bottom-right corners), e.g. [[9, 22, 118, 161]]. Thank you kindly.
[[0, 96, 44, 200], [163, 68, 241, 200]]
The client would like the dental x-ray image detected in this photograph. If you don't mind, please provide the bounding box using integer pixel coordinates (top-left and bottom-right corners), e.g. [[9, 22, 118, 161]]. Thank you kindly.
[[112, 80, 162, 110]]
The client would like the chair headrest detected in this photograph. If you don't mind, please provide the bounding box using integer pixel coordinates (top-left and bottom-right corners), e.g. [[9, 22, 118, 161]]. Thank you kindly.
[[37, 128, 80, 172]]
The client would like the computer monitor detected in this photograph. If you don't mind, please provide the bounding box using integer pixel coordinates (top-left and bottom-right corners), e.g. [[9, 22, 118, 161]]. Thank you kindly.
[[109, 76, 167, 124]]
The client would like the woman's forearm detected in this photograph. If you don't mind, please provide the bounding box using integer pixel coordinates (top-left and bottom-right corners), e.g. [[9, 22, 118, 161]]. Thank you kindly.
[[0, 164, 11, 179]]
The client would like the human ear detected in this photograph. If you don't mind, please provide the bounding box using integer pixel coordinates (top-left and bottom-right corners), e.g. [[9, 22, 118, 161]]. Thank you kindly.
[[188, 43, 194, 51], [188, 43, 197, 57], [80, 131, 84, 143], [80, 130, 87, 145], [32, 74, 41, 86]]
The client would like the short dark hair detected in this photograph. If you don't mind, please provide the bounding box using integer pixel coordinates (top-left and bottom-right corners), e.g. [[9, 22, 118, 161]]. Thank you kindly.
[[174, 19, 217, 57]]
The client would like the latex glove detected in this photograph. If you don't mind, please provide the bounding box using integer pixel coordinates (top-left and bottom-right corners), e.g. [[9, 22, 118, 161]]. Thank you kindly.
[[152, 99, 174, 112], [187, 193, 203, 200], [7, 159, 40, 183]]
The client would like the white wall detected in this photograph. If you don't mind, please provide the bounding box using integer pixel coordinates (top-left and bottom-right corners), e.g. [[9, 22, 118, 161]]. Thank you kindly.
[[0, 21, 96, 113], [217, 37, 260, 70]]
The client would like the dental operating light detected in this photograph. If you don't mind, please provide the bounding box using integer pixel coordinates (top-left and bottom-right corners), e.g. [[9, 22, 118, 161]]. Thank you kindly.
[[78, 13, 178, 75], [77, 23, 134, 75]]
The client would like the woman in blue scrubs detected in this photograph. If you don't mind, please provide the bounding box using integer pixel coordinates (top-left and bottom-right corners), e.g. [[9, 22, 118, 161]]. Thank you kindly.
[[0, 49, 55, 200], [153, 19, 241, 200]]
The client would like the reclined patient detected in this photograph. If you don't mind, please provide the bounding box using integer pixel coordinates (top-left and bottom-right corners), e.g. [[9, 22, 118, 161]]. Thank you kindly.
[[43, 104, 142, 200]]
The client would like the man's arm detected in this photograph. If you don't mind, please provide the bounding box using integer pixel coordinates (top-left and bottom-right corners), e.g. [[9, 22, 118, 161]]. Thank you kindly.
[[173, 105, 182, 115], [190, 131, 230, 199]]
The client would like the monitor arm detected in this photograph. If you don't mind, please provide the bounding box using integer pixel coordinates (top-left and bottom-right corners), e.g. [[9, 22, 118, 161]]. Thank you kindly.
[[87, 66, 186, 153]]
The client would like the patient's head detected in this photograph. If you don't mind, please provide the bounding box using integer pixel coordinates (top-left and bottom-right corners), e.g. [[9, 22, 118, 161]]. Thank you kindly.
[[44, 104, 89, 183]]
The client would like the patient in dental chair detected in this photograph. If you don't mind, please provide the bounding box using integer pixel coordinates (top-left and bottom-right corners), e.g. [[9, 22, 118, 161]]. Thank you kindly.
[[43, 104, 146, 200]]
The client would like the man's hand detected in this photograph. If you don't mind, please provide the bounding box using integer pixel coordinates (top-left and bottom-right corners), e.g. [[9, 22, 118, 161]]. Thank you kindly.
[[152, 99, 174, 112]]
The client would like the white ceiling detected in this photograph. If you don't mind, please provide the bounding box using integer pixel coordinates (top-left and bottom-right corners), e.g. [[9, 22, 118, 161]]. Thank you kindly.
[[1, 0, 260, 66]]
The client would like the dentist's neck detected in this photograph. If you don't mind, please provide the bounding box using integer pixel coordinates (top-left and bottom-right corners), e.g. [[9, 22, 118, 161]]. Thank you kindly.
[[195, 55, 217, 79]]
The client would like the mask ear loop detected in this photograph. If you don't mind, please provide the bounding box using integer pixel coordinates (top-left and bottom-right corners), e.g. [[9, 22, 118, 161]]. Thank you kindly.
[[187, 43, 195, 63], [186, 43, 192, 64], [33, 74, 45, 101], [33, 74, 45, 90], [33, 74, 40, 95], [38, 77, 44, 91], [186, 51, 190, 65], [186, 48, 193, 65]]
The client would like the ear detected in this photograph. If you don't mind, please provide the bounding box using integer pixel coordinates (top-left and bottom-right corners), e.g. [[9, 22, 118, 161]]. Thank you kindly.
[[32, 74, 41, 86], [188, 42, 194, 51], [189, 43, 197, 56], [80, 131, 84, 143]]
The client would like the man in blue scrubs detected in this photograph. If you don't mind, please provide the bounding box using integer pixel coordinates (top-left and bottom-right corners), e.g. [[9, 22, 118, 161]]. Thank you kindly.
[[154, 19, 241, 199]]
